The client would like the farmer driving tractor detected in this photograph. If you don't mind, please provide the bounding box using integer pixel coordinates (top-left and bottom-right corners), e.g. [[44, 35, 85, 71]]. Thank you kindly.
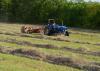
[[47, 19, 57, 35]]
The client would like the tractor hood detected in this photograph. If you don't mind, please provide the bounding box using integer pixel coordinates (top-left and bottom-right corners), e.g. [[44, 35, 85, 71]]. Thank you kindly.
[[58, 26, 68, 30], [47, 24, 68, 31]]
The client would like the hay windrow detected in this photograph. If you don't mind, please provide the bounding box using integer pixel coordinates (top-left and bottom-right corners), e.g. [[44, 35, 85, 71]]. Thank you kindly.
[[83, 65, 100, 71], [0, 38, 100, 56], [0, 31, 100, 46], [0, 46, 100, 71], [11, 48, 46, 60]]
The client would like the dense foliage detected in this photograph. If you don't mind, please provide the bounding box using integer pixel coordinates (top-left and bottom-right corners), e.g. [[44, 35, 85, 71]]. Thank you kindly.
[[0, 0, 100, 29]]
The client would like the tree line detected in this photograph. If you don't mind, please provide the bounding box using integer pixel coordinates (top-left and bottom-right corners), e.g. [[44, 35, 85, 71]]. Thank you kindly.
[[0, 0, 100, 29]]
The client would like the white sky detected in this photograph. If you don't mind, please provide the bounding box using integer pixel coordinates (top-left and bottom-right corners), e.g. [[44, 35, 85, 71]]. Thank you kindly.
[[70, 0, 100, 2], [85, 0, 100, 2], [94, 0, 100, 2]]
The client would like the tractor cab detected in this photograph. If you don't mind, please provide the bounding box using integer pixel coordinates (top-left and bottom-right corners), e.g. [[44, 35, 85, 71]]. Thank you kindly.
[[48, 19, 55, 24], [47, 19, 58, 30]]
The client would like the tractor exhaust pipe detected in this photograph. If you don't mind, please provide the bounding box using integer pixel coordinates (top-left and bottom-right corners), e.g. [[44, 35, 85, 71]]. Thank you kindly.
[[62, 20, 64, 26]]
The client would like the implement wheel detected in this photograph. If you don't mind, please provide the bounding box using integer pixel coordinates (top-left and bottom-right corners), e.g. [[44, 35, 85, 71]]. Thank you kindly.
[[21, 26, 25, 33]]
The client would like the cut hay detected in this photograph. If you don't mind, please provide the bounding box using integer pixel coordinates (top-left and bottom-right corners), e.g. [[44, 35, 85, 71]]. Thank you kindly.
[[0, 46, 100, 71], [0, 38, 100, 56]]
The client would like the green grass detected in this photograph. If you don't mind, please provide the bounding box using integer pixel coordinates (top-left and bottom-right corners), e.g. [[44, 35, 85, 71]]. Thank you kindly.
[[0, 53, 81, 71], [0, 23, 100, 71], [0, 41, 100, 63], [0, 34, 100, 51], [69, 34, 100, 44]]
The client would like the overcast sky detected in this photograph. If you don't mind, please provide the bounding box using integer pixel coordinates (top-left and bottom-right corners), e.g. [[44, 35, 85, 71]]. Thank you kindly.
[[71, 0, 100, 2], [92, 0, 100, 2], [94, 0, 100, 2], [97, 0, 100, 1], [85, 0, 100, 2]]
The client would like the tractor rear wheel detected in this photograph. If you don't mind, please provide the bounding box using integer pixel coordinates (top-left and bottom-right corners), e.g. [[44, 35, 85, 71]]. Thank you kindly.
[[44, 26, 49, 35]]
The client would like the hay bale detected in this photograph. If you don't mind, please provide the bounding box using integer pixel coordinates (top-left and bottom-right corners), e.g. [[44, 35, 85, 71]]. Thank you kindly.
[[21, 25, 43, 34]]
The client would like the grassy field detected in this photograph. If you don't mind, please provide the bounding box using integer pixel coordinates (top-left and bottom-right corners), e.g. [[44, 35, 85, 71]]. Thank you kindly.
[[0, 23, 100, 71]]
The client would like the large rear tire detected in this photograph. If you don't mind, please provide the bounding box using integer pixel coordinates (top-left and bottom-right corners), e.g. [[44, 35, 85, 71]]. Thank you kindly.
[[44, 26, 49, 35]]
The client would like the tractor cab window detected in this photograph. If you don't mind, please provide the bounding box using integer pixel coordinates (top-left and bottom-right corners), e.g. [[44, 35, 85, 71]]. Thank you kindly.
[[48, 19, 55, 24]]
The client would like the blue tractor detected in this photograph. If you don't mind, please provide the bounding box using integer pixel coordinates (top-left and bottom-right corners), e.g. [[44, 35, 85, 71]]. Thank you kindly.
[[44, 19, 69, 36]]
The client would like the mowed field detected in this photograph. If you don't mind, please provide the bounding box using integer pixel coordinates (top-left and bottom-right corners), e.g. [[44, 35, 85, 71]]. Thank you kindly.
[[0, 23, 100, 71]]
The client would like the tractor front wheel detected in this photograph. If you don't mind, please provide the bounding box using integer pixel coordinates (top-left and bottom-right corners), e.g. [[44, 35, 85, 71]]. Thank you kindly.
[[65, 31, 69, 36]]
